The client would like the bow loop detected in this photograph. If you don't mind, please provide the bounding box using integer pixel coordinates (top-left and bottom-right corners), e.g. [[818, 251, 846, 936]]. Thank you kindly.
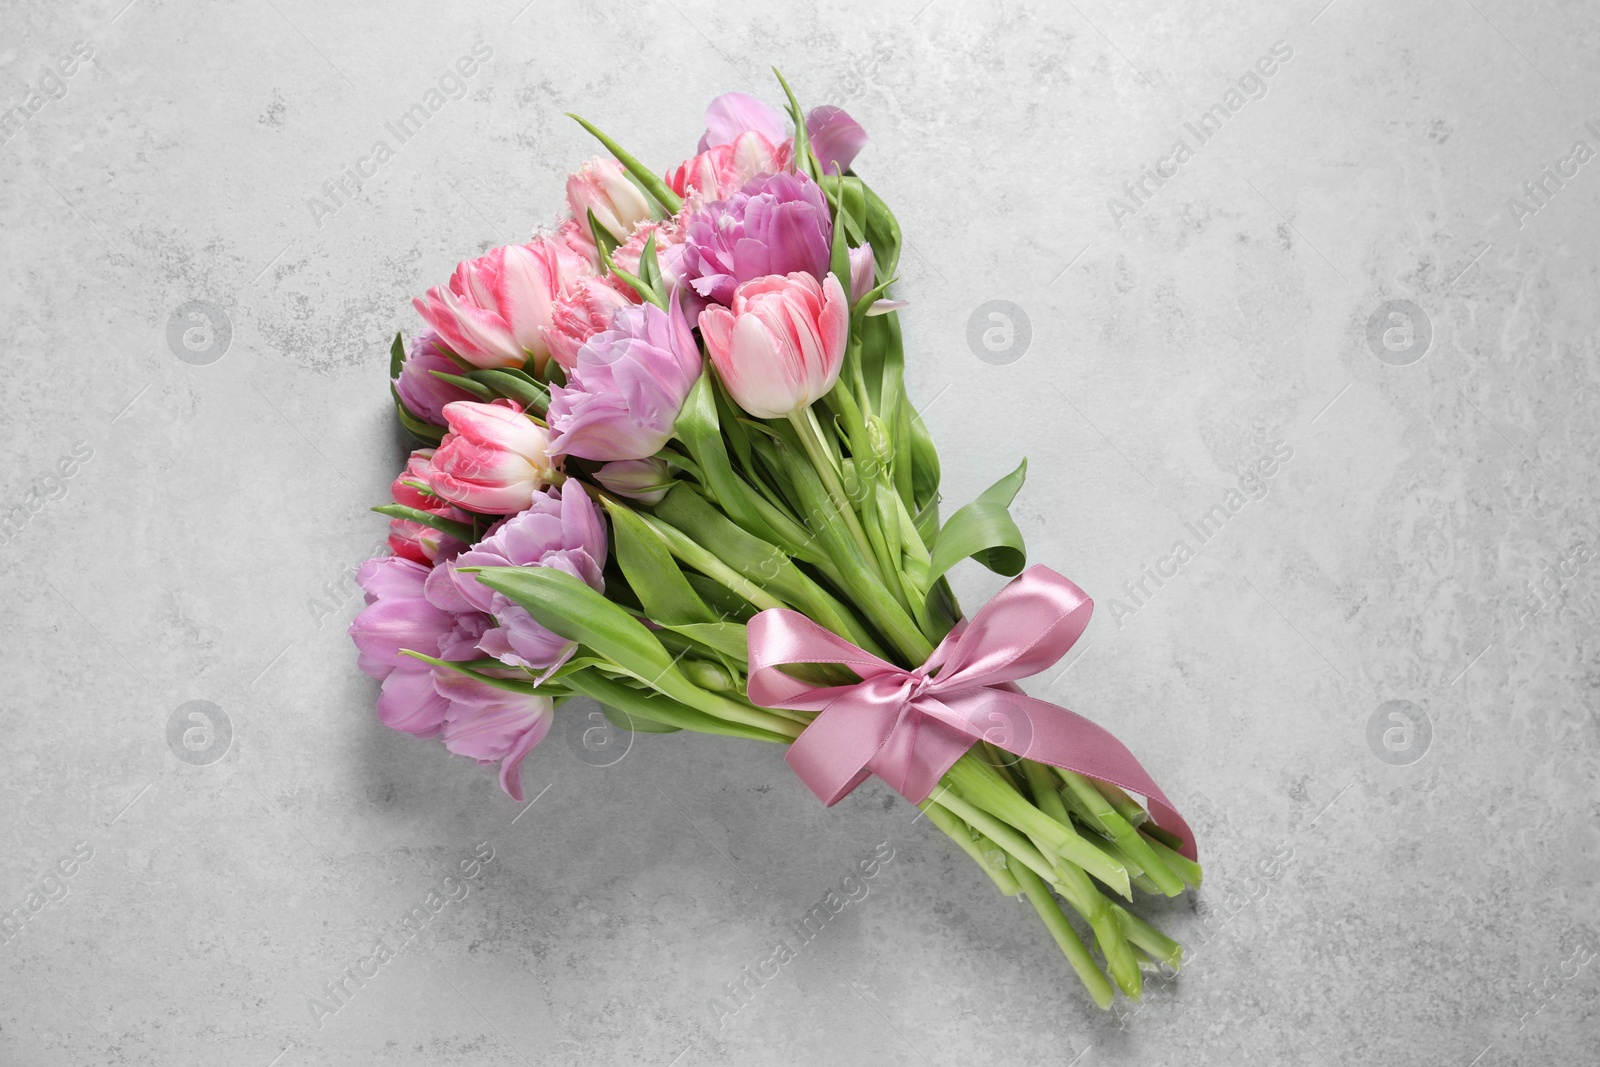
[[747, 565, 1198, 861]]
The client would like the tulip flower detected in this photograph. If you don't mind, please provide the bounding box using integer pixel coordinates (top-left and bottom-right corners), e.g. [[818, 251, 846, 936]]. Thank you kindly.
[[846, 242, 908, 317], [697, 272, 848, 419], [436, 673, 555, 801], [546, 277, 634, 372], [349, 556, 458, 683], [691, 91, 866, 177], [806, 105, 867, 175], [394, 331, 475, 425], [680, 171, 833, 307], [387, 450, 470, 565], [546, 302, 702, 461], [666, 132, 789, 201], [698, 92, 788, 151], [447, 487, 608, 679], [427, 400, 558, 514], [567, 157, 653, 242], [595, 458, 674, 505], [413, 238, 588, 373]]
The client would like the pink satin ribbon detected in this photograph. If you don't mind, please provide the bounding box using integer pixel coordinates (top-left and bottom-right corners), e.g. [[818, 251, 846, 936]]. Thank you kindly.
[[747, 565, 1197, 860]]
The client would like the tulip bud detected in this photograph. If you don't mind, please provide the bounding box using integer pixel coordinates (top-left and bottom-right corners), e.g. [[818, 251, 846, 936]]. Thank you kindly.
[[388, 450, 470, 564], [848, 244, 876, 304], [697, 272, 849, 419], [427, 400, 559, 514], [394, 331, 475, 425], [567, 157, 653, 242], [594, 458, 674, 505]]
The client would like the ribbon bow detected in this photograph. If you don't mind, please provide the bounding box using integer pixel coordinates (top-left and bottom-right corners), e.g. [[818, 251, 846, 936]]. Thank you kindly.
[[747, 565, 1196, 860]]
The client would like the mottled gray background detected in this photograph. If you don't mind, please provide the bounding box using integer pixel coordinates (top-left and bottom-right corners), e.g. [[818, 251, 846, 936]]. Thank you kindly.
[[2, 0, 1596, 1064]]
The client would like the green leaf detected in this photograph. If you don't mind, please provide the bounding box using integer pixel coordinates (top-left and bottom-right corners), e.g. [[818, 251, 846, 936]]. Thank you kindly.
[[638, 231, 663, 298], [661, 621, 749, 666], [563, 669, 789, 743], [389, 331, 406, 379], [598, 701, 681, 734], [472, 566, 680, 683], [467, 369, 549, 412], [603, 498, 718, 627], [372, 504, 476, 544], [430, 370, 497, 402], [683, 573, 756, 621], [772, 68, 818, 182], [565, 112, 684, 214], [611, 264, 665, 310], [587, 207, 620, 264], [860, 180, 902, 282], [926, 459, 1028, 585], [400, 651, 550, 696], [391, 389, 445, 445], [672, 367, 781, 544]]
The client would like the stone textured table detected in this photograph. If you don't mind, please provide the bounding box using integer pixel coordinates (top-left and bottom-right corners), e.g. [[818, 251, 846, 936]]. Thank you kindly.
[[1, 1, 1595, 1064]]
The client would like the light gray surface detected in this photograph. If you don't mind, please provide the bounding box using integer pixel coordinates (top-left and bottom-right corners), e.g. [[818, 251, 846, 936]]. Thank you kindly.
[[2, 1, 1597, 1064]]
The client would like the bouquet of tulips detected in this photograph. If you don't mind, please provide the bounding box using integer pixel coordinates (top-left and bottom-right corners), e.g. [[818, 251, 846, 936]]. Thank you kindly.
[[350, 73, 1203, 1008]]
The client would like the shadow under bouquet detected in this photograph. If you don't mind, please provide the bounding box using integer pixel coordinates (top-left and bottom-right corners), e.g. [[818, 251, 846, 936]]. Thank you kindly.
[[351, 72, 1201, 1008]]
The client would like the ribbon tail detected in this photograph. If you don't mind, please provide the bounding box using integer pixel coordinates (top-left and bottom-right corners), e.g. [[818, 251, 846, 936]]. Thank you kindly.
[[966, 691, 1198, 861]]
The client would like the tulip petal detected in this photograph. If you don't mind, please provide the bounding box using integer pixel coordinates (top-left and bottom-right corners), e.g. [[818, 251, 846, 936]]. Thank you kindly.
[[700, 92, 787, 152], [806, 106, 867, 175]]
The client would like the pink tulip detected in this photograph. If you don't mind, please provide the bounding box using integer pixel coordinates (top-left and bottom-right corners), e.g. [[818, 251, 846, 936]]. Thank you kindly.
[[698, 92, 788, 152], [387, 451, 470, 565], [666, 132, 789, 201], [690, 92, 866, 178], [427, 400, 558, 514], [697, 272, 849, 419], [546, 276, 634, 372], [413, 238, 589, 373], [567, 157, 653, 242]]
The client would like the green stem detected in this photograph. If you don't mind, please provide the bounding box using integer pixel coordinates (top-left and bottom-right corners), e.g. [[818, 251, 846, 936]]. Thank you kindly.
[[788, 410, 884, 586], [1013, 863, 1116, 1010], [918, 800, 1020, 896], [949, 756, 1131, 899], [631, 510, 786, 612], [1057, 768, 1185, 897]]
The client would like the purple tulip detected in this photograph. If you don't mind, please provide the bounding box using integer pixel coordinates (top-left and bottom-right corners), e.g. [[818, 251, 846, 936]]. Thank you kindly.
[[434, 666, 554, 801], [394, 331, 476, 426], [680, 171, 833, 308], [806, 105, 867, 175], [445, 487, 608, 678], [546, 302, 702, 461], [349, 557, 457, 681]]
